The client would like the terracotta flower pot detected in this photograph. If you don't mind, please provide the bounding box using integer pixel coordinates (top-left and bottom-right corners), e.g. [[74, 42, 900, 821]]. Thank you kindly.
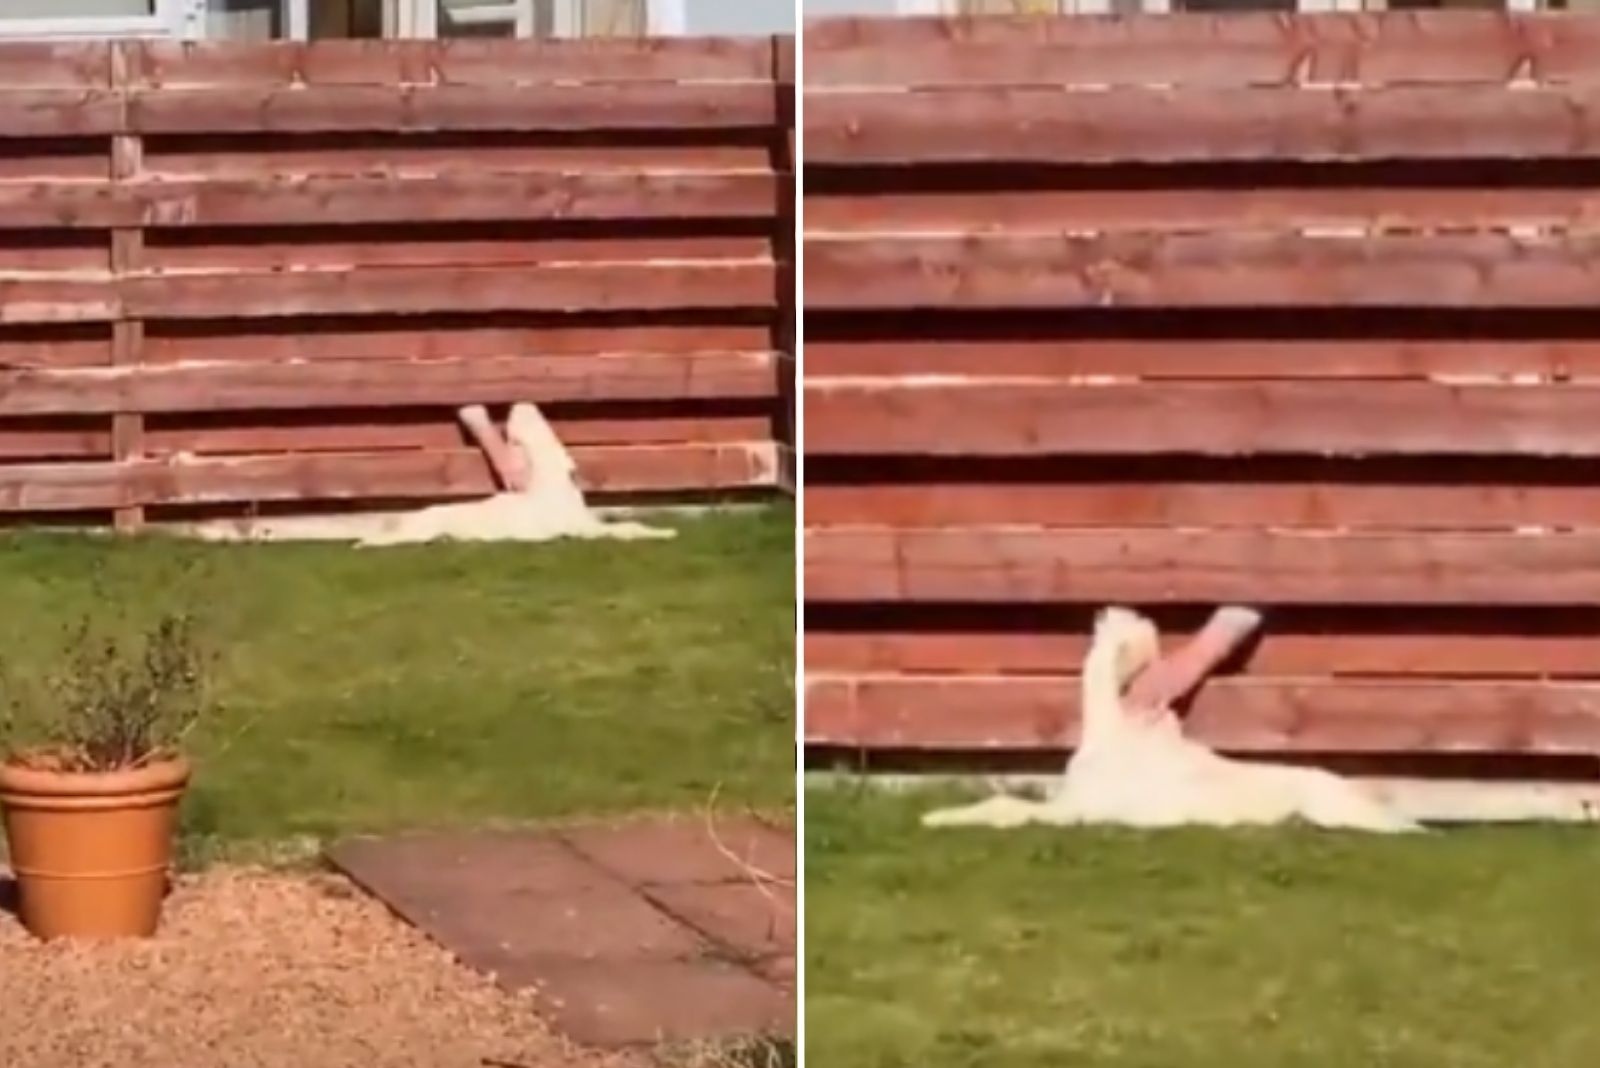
[[0, 755, 190, 939]]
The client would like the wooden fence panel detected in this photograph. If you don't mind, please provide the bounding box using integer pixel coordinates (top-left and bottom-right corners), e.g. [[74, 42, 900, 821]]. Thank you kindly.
[[804, 12, 1600, 765], [0, 34, 793, 523]]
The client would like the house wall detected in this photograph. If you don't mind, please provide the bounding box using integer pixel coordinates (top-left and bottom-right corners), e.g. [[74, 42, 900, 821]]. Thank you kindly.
[[5, 0, 152, 15], [802, 0, 902, 15], [685, 0, 794, 34]]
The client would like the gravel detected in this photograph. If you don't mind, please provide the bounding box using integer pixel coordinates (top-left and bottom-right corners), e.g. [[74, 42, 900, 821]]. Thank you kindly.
[[0, 868, 636, 1068]]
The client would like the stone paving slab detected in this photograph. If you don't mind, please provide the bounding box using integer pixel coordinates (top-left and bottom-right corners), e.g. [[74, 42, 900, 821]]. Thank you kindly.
[[328, 813, 795, 1049], [494, 957, 791, 1047], [560, 813, 795, 887], [643, 882, 794, 963]]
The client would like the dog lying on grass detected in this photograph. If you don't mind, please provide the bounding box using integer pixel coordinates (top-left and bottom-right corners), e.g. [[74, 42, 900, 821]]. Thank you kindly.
[[923, 606, 1420, 833]]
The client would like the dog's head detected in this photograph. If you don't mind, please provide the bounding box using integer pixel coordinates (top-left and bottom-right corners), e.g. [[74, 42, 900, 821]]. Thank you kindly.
[[1093, 606, 1160, 686]]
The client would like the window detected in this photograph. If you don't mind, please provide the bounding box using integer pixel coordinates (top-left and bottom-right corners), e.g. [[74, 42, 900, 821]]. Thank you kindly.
[[388, 0, 683, 38], [0, 0, 194, 37], [207, 0, 287, 39]]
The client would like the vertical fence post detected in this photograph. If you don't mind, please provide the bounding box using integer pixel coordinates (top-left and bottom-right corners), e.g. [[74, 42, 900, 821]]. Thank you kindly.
[[109, 41, 146, 533], [773, 33, 796, 495]]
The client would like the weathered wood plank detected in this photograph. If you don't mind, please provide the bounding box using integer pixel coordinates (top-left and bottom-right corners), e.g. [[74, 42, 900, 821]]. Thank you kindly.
[[804, 527, 1600, 606], [804, 673, 1600, 755], [804, 188, 1600, 236], [0, 277, 118, 324], [122, 262, 775, 318], [0, 352, 777, 416], [0, 419, 106, 460], [0, 89, 122, 138], [805, 629, 1600, 679], [129, 37, 772, 88], [140, 143, 773, 180], [146, 414, 772, 455], [804, 231, 1600, 309], [804, 479, 1600, 531], [171, 171, 777, 225], [0, 325, 110, 369], [803, 85, 1600, 166], [142, 322, 774, 363], [0, 42, 113, 88], [804, 12, 1600, 89], [803, 339, 1600, 380], [0, 441, 775, 512], [128, 84, 775, 135], [0, 180, 132, 229], [0, 171, 778, 230], [142, 235, 770, 274], [804, 380, 1600, 457]]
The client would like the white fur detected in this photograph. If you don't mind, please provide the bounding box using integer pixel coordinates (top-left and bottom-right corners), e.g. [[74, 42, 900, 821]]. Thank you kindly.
[[181, 403, 673, 546], [924, 607, 1420, 834]]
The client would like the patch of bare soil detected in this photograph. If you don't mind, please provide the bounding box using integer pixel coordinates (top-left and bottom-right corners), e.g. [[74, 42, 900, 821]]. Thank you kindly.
[[0, 867, 634, 1068]]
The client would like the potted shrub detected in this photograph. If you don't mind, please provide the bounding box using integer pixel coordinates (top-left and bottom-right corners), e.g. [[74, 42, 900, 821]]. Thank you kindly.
[[0, 607, 213, 939]]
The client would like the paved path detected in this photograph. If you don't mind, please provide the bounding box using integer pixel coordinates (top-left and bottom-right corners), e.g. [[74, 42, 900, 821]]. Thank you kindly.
[[328, 813, 795, 1049]]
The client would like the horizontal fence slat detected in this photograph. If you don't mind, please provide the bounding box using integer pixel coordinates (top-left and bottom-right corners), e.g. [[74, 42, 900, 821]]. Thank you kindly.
[[141, 413, 772, 455], [121, 262, 775, 318], [805, 188, 1600, 236], [803, 85, 1600, 166], [136, 142, 774, 180], [0, 420, 106, 460], [0, 42, 113, 88], [804, 673, 1600, 755], [804, 480, 1600, 531], [0, 441, 775, 512], [805, 232, 1600, 309], [805, 13, 1311, 88], [140, 322, 774, 364], [128, 84, 775, 135], [131, 37, 773, 87], [0, 171, 778, 231], [805, 380, 1600, 457], [139, 235, 771, 274], [805, 628, 1600, 679], [0, 90, 123, 138], [804, 527, 1600, 606], [0, 415, 783, 464], [0, 278, 119, 324], [3, 265, 777, 322], [0, 352, 777, 416], [804, 13, 1600, 89], [803, 339, 1600, 380]]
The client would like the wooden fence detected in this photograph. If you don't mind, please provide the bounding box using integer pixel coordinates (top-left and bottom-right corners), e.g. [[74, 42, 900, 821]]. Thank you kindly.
[[0, 34, 793, 529], [803, 12, 1600, 769]]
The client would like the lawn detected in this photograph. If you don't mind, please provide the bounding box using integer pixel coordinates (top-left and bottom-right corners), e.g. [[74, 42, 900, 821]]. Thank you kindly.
[[0, 506, 793, 856], [806, 784, 1600, 1068]]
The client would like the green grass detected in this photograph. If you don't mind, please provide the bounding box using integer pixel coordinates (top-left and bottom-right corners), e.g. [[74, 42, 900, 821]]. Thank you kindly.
[[0, 506, 793, 852], [807, 784, 1600, 1068]]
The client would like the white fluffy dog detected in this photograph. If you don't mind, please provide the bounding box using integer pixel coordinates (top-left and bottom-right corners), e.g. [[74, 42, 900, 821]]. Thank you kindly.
[[923, 606, 1420, 833]]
